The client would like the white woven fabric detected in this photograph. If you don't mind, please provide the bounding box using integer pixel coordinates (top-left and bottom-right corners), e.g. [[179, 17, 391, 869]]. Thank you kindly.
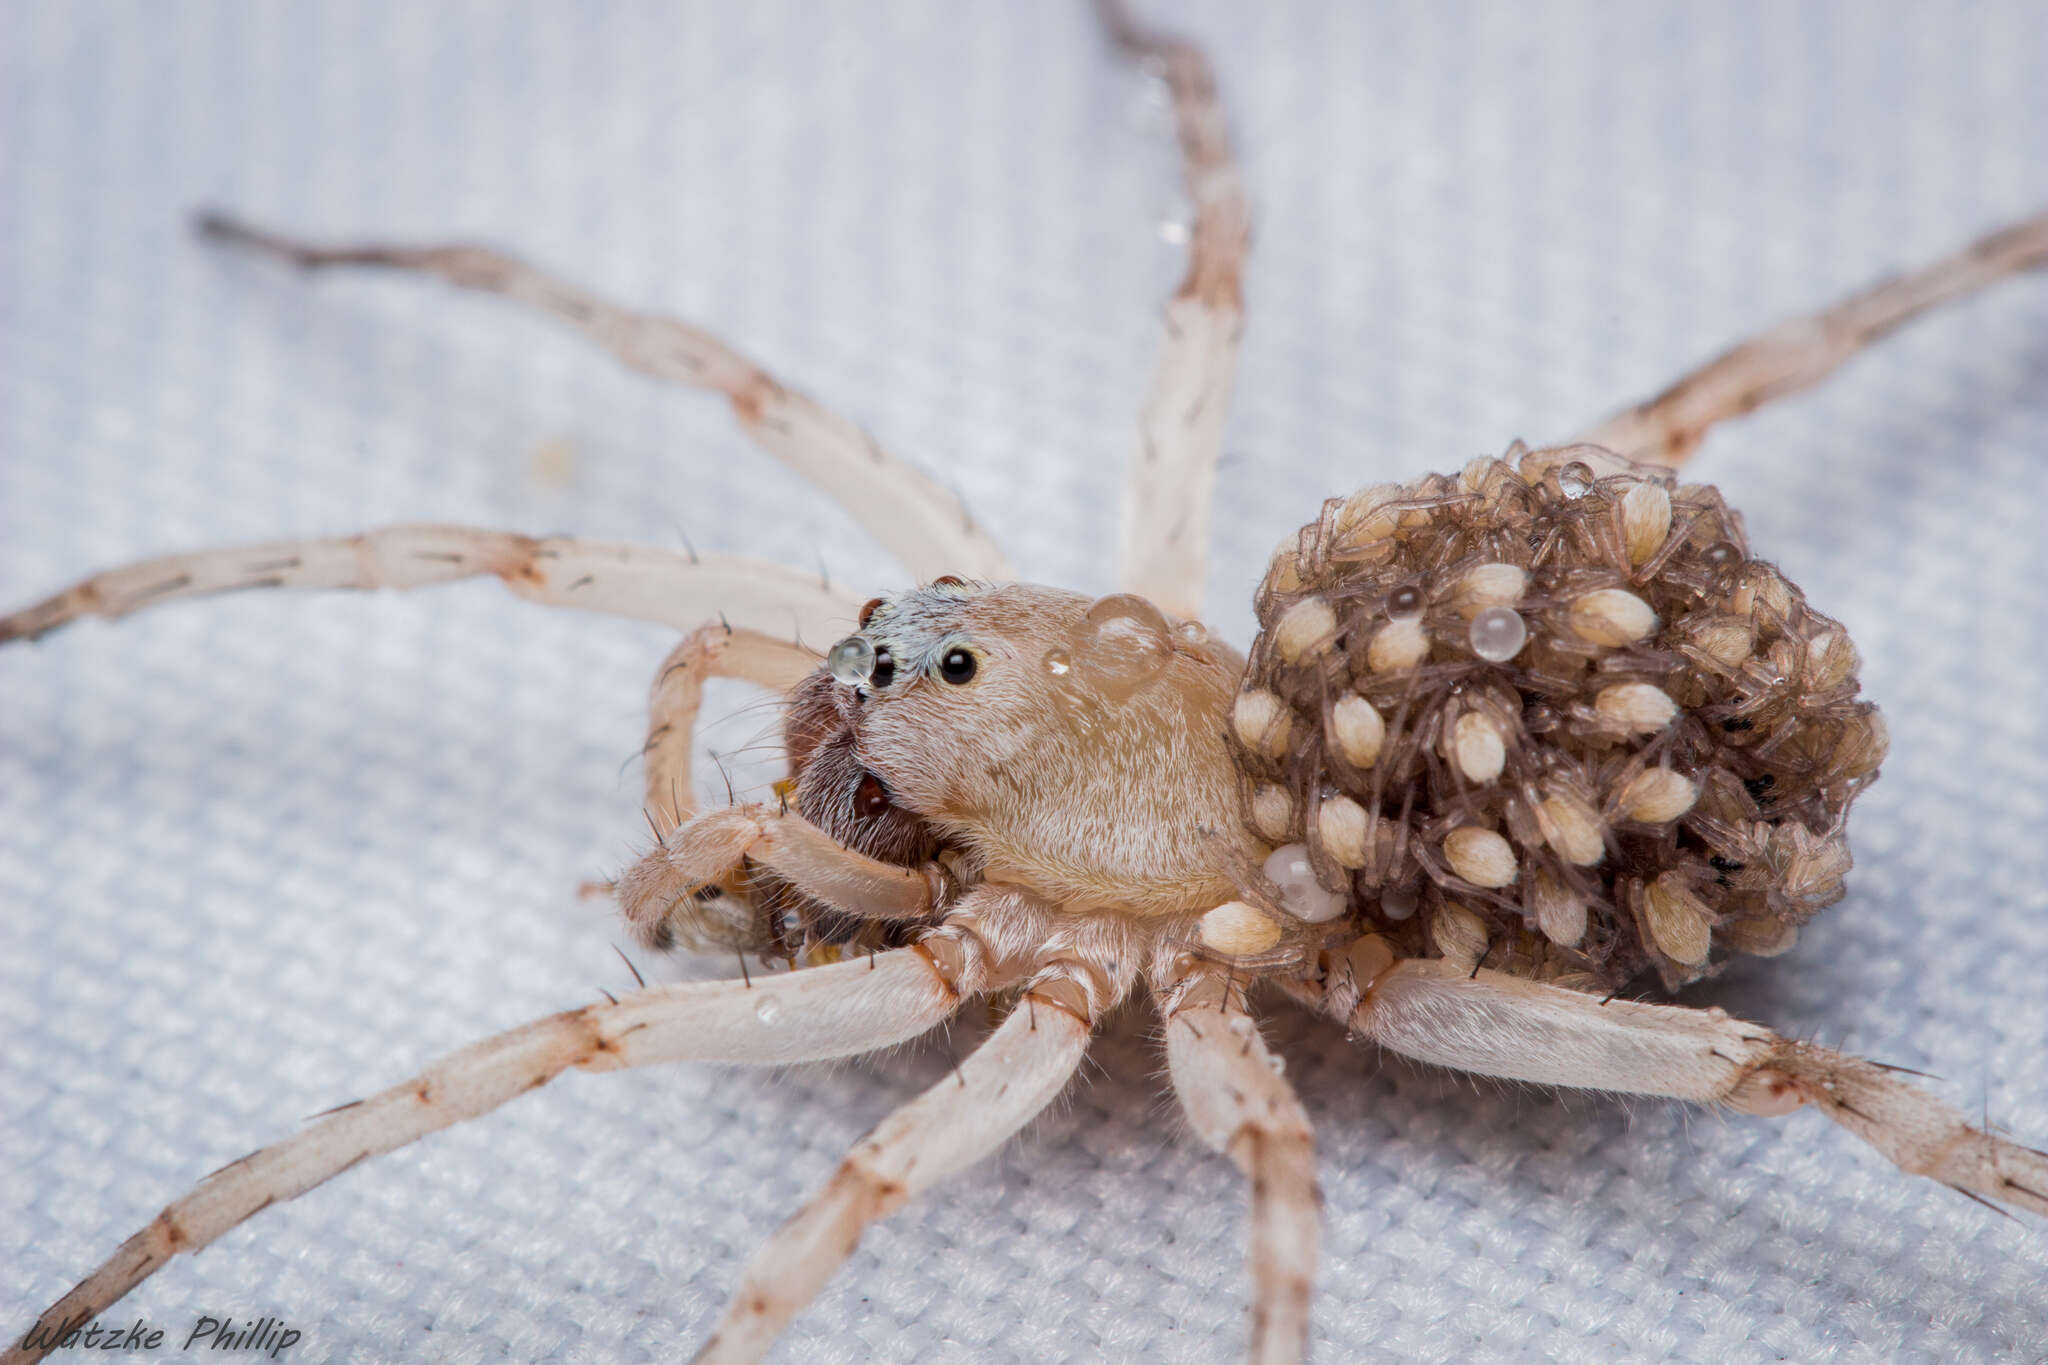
[[6, 4, 2047, 1362]]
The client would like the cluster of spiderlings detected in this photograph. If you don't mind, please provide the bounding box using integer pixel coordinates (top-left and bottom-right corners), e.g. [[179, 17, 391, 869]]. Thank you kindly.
[[1228, 443, 1888, 992]]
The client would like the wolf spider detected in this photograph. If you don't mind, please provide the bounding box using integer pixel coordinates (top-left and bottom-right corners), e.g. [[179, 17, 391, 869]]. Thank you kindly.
[[6, 4, 2048, 1363]]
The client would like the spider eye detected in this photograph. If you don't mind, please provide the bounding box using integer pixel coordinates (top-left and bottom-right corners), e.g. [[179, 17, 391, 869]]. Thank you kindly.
[[869, 647, 895, 689], [938, 647, 978, 685]]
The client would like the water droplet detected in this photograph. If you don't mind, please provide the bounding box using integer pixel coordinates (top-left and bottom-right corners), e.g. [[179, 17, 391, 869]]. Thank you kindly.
[[754, 995, 781, 1025], [1380, 885, 1418, 921], [1158, 189, 1194, 246], [1265, 842, 1314, 887], [1467, 606, 1528, 663], [1558, 461, 1594, 499], [1042, 647, 1072, 677], [826, 635, 875, 686], [1070, 594, 1172, 701], [1386, 585, 1425, 621], [1704, 540, 1743, 568], [1173, 619, 1210, 646], [1264, 842, 1348, 923]]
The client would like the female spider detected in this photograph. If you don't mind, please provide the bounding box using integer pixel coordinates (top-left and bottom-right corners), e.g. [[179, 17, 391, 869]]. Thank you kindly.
[[6, 3, 2047, 1362]]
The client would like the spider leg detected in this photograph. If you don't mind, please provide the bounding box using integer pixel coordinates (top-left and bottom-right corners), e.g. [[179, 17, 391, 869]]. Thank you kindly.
[[1574, 206, 2048, 467], [615, 802, 946, 949], [0, 526, 858, 645], [1154, 958, 1319, 1365], [1, 940, 1001, 1365], [643, 624, 819, 832], [195, 213, 1012, 583], [1097, 0, 1249, 622], [1289, 949, 2048, 1218], [692, 967, 1095, 1365]]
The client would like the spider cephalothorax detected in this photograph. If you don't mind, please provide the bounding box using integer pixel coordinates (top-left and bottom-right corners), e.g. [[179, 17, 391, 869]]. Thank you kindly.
[[743, 582, 1255, 938], [1230, 443, 1888, 991]]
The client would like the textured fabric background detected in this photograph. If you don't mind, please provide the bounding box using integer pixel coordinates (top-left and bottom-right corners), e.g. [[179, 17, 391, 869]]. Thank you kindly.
[[5, 4, 2047, 1363]]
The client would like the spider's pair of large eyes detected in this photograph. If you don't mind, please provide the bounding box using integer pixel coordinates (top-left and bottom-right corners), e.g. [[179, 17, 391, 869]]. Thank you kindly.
[[937, 647, 977, 685]]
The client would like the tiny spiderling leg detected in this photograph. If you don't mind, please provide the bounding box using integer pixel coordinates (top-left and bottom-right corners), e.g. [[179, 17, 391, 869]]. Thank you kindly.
[[1098, 0, 1250, 622], [0, 525, 860, 647], [196, 213, 1013, 583], [1574, 207, 2048, 467], [1289, 947, 2048, 1219], [0, 942, 996, 1365], [1156, 958, 1320, 1365]]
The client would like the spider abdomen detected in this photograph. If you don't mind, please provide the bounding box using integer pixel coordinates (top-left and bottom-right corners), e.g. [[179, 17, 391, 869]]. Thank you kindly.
[[1230, 444, 1887, 991]]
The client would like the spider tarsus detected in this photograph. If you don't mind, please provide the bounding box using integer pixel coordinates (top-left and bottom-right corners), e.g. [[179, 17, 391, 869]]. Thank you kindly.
[[193, 210, 296, 262]]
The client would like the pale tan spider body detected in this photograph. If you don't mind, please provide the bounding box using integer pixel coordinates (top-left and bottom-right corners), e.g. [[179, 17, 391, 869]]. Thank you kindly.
[[6, 4, 2048, 1364], [781, 584, 1250, 921]]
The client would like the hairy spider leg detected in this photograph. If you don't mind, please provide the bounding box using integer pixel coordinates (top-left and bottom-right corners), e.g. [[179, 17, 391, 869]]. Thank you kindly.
[[1156, 961, 1321, 1365], [1575, 208, 2048, 467], [694, 975, 1095, 1364], [0, 943, 998, 1365], [1098, 0, 1251, 623], [1286, 950, 2048, 1219], [195, 213, 1013, 584], [642, 624, 821, 834], [0, 526, 859, 647], [614, 802, 950, 952]]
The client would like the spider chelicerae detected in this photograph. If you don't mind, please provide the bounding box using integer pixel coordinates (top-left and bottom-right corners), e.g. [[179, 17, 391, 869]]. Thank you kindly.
[[4, 2, 2048, 1365]]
